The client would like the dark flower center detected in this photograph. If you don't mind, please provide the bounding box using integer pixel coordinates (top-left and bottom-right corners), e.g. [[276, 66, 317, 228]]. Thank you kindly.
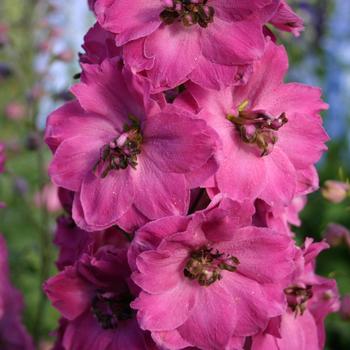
[[93, 116, 142, 178], [160, 0, 215, 28], [284, 285, 313, 316], [92, 290, 134, 330], [184, 246, 239, 286], [227, 100, 288, 156]]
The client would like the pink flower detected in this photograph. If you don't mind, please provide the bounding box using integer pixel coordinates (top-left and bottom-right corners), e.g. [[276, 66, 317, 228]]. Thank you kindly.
[[250, 239, 339, 350], [129, 196, 296, 349], [94, 0, 284, 91], [44, 232, 156, 350], [323, 223, 350, 248], [80, 22, 122, 66], [0, 235, 34, 350], [34, 183, 61, 212], [46, 60, 218, 232], [185, 40, 328, 206], [322, 180, 350, 204], [269, 0, 304, 37], [4, 102, 25, 121]]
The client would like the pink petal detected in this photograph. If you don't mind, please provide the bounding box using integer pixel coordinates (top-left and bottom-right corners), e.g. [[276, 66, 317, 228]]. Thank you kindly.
[[201, 17, 265, 66], [132, 282, 196, 331], [80, 170, 135, 229], [44, 267, 94, 320], [233, 41, 288, 108], [269, 0, 304, 36], [296, 165, 319, 195], [95, 0, 161, 45], [144, 23, 201, 89], [129, 216, 190, 271], [259, 147, 297, 206], [133, 250, 188, 294], [123, 38, 154, 72], [152, 329, 192, 350], [143, 111, 217, 174], [71, 61, 145, 131], [133, 156, 189, 220], [49, 136, 104, 192], [178, 283, 236, 349], [214, 227, 295, 283], [219, 273, 278, 336], [189, 55, 252, 90], [216, 133, 267, 202]]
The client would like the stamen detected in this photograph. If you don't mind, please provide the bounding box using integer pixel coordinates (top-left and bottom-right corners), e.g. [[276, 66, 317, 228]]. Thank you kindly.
[[160, 0, 215, 28], [227, 101, 288, 156], [284, 285, 313, 316], [93, 116, 142, 178], [184, 247, 239, 286]]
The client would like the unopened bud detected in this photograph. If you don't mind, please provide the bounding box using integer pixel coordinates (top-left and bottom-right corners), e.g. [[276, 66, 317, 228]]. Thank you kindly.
[[340, 295, 350, 321], [323, 223, 350, 248], [322, 180, 350, 203]]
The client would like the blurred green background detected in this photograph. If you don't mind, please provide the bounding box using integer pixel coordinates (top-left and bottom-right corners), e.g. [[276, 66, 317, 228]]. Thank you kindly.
[[0, 0, 349, 349]]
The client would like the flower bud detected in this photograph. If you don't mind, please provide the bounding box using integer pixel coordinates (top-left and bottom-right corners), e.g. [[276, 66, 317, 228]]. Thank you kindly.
[[323, 223, 350, 248], [5, 102, 25, 121], [56, 49, 74, 62], [322, 180, 350, 203], [340, 295, 350, 321]]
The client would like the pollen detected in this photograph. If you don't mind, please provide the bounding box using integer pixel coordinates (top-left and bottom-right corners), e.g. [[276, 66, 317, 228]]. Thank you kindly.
[[160, 0, 215, 28], [184, 246, 239, 286]]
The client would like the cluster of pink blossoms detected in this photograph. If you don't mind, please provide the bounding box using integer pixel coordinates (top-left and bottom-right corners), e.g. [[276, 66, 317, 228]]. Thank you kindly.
[[45, 1, 339, 349]]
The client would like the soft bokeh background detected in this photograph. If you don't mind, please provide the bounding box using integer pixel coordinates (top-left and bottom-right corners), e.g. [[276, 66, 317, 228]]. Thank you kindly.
[[0, 0, 349, 348]]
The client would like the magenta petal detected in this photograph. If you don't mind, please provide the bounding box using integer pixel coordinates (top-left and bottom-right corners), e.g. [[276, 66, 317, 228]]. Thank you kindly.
[[129, 216, 190, 271], [259, 147, 296, 206], [115, 204, 149, 233], [152, 329, 192, 350], [144, 23, 201, 89], [132, 282, 196, 331], [143, 111, 217, 174], [234, 41, 288, 107], [178, 283, 236, 349], [216, 134, 267, 202], [219, 274, 275, 336], [71, 61, 144, 130], [201, 203, 255, 242], [251, 333, 279, 350], [49, 136, 104, 192], [44, 267, 94, 320], [95, 0, 161, 45], [62, 313, 112, 350], [296, 165, 319, 195], [201, 17, 265, 66], [80, 170, 135, 229], [133, 250, 188, 294], [133, 157, 189, 219], [189, 55, 252, 91], [277, 311, 319, 350], [45, 101, 84, 152], [215, 227, 295, 283], [269, 0, 304, 36], [123, 38, 154, 72]]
